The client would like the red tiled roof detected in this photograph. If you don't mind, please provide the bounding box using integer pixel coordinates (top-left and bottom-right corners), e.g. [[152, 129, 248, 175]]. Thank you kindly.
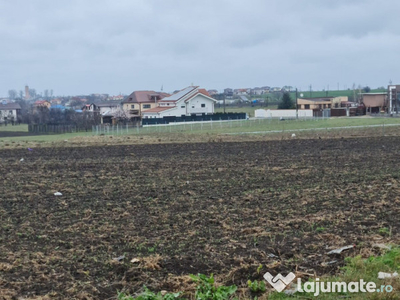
[[198, 89, 210, 97]]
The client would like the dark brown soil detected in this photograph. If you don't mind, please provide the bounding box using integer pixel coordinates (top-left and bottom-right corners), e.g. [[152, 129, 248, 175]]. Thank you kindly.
[[0, 136, 399, 299]]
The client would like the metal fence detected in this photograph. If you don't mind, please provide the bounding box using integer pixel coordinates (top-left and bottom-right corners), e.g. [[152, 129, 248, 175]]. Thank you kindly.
[[92, 117, 334, 136], [28, 124, 93, 134]]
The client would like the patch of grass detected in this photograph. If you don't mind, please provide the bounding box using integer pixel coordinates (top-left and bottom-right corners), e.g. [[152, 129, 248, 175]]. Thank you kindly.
[[190, 274, 237, 300], [118, 286, 181, 300], [118, 275, 237, 300], [379, 227, 391, 236], [0, 124, 28, 132]]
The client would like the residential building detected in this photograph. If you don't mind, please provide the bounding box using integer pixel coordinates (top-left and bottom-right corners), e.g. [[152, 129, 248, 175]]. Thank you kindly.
[[121, 91, 169, 117], [271, 87, 282, 92], [0, 102, 21, 123], [297, 98, 332, 110], [233, 88, 250, 95], [297, 96, 349, 110], [34, 100, 51, 109], [51, 98, 62, 105], [82, 102, 121, 124], [142, 86, 216, 119], [107, 95, 125, 101], [207, 89, 219, 96], [224, 88, 233, 97]]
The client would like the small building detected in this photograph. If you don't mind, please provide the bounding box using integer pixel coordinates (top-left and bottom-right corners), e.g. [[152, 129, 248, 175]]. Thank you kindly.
[[142, 86, 217, 119], [361, 93, 387, 113], [0, 102, 21, 123]]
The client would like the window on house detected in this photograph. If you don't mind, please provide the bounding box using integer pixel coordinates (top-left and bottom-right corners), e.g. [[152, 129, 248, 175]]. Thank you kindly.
[[305, 104, 310, 109], [9, 110, 12, 114], [167, 103, 170, 106], [181, 105, 185, 108], [143, 104, 151, 109], [192, 106, 195, 108], [201, 104, 206, 108], [131, 105, 134, 108]]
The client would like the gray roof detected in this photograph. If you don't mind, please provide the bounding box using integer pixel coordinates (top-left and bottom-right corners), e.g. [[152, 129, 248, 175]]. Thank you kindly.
[[160, 86, 197, 102], [93, 102, 120, 107], [0, 103, 21, 110]]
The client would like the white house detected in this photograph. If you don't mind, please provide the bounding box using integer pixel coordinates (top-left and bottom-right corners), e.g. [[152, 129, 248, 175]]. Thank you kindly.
[[0, 102, 21, 123], [142, 86, 217, 118]]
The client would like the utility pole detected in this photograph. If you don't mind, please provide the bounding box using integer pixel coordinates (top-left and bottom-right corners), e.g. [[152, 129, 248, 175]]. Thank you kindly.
[[296, 88, 299, 119], [223, 95, 226, 114], [309, 85, 312, 98]]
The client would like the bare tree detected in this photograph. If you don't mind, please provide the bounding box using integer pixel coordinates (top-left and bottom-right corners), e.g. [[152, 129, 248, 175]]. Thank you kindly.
[[8, 90, 17, 100], [29, 89, 36, 99], [112, 108, 130, 124]]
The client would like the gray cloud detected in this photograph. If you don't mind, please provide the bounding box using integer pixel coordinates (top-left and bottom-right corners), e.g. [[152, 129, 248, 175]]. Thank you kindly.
[[0, 0, 398, 96]]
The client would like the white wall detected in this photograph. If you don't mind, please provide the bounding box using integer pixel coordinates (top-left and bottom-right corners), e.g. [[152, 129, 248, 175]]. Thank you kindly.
[[255, 109, 313, 118], [99, 106, 119, 114], [0, 109, 18, 121], [186, 94, 214, 115], [143, 94, 215, 118]]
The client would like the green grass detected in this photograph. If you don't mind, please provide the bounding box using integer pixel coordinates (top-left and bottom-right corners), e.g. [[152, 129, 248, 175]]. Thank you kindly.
[[1, 117, 399, 144], [142, 117, 400, 135], [0, 130, 94, 143], [0, 124, 28, 132]]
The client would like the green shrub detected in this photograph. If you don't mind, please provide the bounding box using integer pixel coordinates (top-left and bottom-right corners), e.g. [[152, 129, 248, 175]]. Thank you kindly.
[[247, 280, 266, 293], [190, 273, 237, 300], [118, 286, 181, 300]]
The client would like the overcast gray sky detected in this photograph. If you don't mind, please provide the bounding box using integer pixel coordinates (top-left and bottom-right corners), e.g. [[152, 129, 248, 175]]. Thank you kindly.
[[1, 0, 399, 97]]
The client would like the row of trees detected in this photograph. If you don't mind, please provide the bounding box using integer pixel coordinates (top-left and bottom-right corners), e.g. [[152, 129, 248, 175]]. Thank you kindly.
[[8, 89, 54, 100]]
